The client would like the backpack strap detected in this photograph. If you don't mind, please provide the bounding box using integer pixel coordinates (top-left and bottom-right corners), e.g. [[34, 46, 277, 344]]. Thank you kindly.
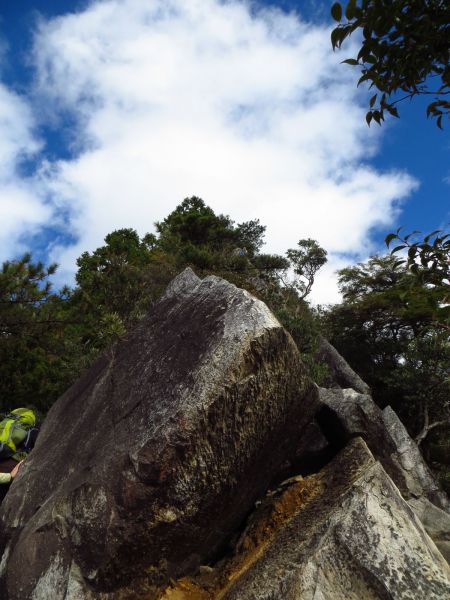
[[0, 419, 17, 454]]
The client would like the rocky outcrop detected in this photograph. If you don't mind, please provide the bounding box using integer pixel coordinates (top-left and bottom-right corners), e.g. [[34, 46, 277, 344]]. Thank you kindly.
[[162, 438, 450, 599], [316, 335, 370, 394], [0, 269, 448, 598], [317, 387, 450, 550], [0, 269, 317, 599], [317, 386, 450, 556], [381, 405, 449, 511], [382, 405, 450, 561]]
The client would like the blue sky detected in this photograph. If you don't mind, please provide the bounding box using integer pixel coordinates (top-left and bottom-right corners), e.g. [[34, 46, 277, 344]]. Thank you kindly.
[[0, 0, 448, 303]]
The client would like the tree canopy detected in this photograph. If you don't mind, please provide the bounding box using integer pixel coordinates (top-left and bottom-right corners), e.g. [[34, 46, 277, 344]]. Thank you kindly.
[[331, 0, 450, 127], [322, 251, 450, 491], [1, 199, 448, 490], [287, 239, 328, 300], [0, 198, 328, 413], [0, 256, 79, 413], [386, 227, 450, 330]]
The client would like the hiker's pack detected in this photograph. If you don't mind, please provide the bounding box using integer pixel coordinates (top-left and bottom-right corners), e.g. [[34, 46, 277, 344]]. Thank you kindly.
[[0, 408, 37, 461]]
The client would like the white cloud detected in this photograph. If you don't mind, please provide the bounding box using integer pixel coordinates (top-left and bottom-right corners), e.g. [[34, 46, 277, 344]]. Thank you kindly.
[[1, 0, 417, 301], [0, 82, 51, 258]]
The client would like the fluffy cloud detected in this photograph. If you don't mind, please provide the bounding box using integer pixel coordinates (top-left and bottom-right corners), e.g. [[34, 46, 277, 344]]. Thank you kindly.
[[0, 82, 51, 258], [2, 0, 417, 302]]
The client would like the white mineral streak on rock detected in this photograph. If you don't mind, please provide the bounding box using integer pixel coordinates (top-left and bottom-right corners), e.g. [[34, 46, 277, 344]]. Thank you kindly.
[[65, 562, 96, 600], [31, 552, 69, 600], [0, 545, 9, 577]]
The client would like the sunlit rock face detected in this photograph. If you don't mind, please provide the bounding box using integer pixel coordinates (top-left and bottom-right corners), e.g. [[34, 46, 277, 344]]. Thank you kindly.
[[0, 269, 448, 599], [163, 439, 450, 600], [0, 268, 317, 599], [317, 386, 450, 558]]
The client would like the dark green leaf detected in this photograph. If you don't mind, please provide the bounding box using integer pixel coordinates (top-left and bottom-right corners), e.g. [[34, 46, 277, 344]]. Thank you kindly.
[[357, 72, 372, 86], [390, 245, 407, 254], [404, 231, 420, 242], [372, 110, 382, 124], [423, 229, 442, 244], [345, 0, 357, 20], [392, 259, 406, 268], [391, 106, 400, 118], [385, 233, 398, 247], [437, 305, 450, 320], [331, 2, 343, 22], [331, 28, 341, 50]]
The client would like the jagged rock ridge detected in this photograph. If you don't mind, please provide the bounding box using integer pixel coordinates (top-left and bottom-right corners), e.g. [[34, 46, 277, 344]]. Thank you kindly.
[[163, 438, 449, 600], [0, 268, 448, 599]]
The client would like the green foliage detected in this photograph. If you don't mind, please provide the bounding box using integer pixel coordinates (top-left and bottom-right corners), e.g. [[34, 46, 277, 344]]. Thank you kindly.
[[386, 227, 449, 311], [286, 239, 328, 299], [0, 255, 82, 412], [273, 290, 330, 386], [322, 251, 449, 486], [74, 228, 175, 345], [155, 197, 237, 260], [1, 198, 328, 415], [331, 1, 450, 127], [234, 219, 266, 256], [154, 197, 266, 270]]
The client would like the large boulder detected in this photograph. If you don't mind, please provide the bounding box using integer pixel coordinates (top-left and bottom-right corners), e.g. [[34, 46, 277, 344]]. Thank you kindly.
[[381, 405, 449, 511], [382, 405, 450, 561], [0, 269, 318, 599], [317, 387, 450, 557], [163, 438, 450, 600], [315, 340, 448, 513]]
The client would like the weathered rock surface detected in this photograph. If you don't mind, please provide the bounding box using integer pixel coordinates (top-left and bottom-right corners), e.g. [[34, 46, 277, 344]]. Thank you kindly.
[[1, 269, 448, 599], [409, 497, 450, 564], [382, 406, 450, 561], [381, 405, 450, 511], [316, 335, 371, 394], [162, 438, 450, 600], [0, 269, 317, 599], [317, 387, 450, 557]]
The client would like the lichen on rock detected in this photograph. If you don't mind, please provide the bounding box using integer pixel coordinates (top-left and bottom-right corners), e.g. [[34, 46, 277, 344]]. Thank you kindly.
[[0, 269, 317, 599], [0, 269, 448, 599], [162, 438, 450, 600]]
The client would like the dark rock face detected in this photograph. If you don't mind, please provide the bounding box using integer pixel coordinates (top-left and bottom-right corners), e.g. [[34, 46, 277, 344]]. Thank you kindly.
[[1, 269, 448, 599], [0, 270, 317, 599]]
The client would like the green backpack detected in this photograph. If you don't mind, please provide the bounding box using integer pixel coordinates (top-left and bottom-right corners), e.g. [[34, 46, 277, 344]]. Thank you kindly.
[[0, 408, 36, 461]]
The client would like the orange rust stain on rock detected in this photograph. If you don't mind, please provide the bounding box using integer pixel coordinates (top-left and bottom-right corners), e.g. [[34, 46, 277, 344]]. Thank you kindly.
[[159, 472, 325, 599], [160, 578, 213, 599]]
